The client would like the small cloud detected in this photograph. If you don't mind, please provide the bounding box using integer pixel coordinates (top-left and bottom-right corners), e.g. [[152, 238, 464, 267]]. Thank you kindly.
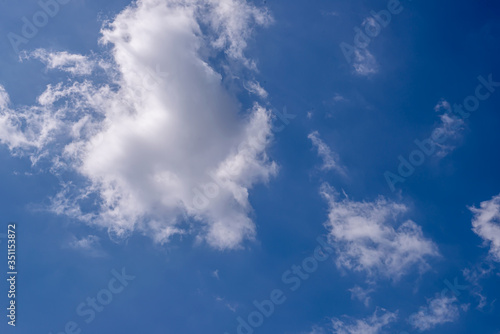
[[349, 285, 375, 307], [65, 235, 107, 258], [245, 80, 268, 98], [434, 99, 451, 112], [310, 308, 397, 334], [321, 10, 340, 17], [353, 48, 378, 76], [346, 18, 380, 76], [212, 269, 220, 279], [28, 49, 95, 76], [321, 185, 439, 281], [215, 296, 237, 312], [409, 295, 461, 331], [308, 131, 346, 175], [470, 194, 500, 262], [0, 86, 10, 109], [431, 112, 465, 158], [463, 262, 495, 309], [332, 93, 346, 103]]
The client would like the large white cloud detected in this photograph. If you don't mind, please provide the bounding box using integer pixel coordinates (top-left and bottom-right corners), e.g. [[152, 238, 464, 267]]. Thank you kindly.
[[0, 0, 277, 249], [321, 184, 439, 280], [470, 194, 500, 261]]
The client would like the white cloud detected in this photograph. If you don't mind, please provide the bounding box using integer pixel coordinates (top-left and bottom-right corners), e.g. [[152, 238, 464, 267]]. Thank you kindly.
[[0, 85, 63, 157], [0, 0, 276, 250], [333, 93, 346, 103], [215, 295, 238, 312], [463, 262, 495, 309], [349, 285, 374, 307], [308, 131, 346, 175], [308, 328, 326, 334], [341, 18, 378, 76], [212, 269, 220, 279], [352, 48, 378, 76], [244, 80, 268, 98], [66, 235, 107, 257], [202, 0, 273, 69], [431, 101, 465, 158], [312, 309, 397, 334], [321, 10, 340, 17], [27, 49, 96, 75], [470, 194, 500, 261], [434, 99, 451, 113], [409, 295, 460, 331], [321, 184, 439, 280], [0, 86, 10, 110]]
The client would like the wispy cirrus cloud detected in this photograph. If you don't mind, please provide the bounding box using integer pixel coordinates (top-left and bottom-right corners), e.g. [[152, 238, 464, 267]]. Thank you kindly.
[[308, 131, 346, 175], [463, 261, 495, 310]]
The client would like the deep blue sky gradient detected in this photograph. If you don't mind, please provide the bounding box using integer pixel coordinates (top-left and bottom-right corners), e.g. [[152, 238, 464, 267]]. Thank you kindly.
[[1, 0, 500, 333]]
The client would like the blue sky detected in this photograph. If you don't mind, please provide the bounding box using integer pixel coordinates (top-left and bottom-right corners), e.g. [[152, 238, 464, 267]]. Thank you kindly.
[[1, 0, 500, 333]]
